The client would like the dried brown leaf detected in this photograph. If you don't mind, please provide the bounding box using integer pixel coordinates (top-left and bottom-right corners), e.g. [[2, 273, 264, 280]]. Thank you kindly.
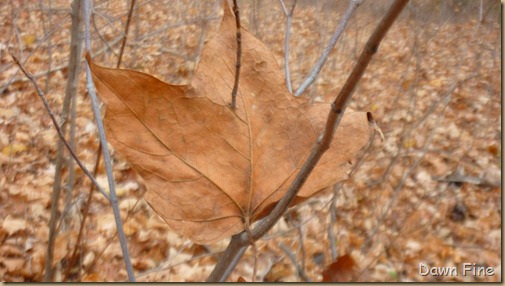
[[322, 254, 357, 282], [1, 215, 27, 236], [5, 257, 25, 273], [88, 4, 372, 244]]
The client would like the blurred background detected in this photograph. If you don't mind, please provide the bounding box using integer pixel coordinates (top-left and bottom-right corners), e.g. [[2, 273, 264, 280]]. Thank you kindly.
[[0, 0, 501, 282]]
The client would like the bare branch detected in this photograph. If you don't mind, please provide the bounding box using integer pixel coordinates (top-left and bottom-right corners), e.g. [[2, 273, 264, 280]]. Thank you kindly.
[[83, 0, 136, 281], [206, 234, 248, 282], [44, 0, 83, 279], [40, 0, 53, 93], [63, 151, 101, 281], [328, 129, 375, 261], [207, 0, 409, 282], [0, 35, 124, 92], [11, 55, 109, 201], [279, 242, 312, 282], [254, 0, 408, 244], [0, 16, 68, 95], [294, 0, 364, 97], [117, 0, 136, 68]]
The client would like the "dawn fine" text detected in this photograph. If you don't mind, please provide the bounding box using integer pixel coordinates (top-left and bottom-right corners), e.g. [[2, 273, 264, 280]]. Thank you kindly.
[[419, 263, 495, 277]]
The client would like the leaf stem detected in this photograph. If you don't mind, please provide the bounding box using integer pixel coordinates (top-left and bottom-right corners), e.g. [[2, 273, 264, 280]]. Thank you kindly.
[[230, 0, 241, 109]]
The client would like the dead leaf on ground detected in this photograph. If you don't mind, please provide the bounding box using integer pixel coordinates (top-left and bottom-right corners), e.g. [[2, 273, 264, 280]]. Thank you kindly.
[[1, 215, 27, 236], [322, 254, 358, 282], [88, 2, 372, 244], [5, 257, 25, 274]]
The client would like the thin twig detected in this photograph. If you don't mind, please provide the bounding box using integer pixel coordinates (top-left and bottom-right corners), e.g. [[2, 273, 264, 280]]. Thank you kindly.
[[135, 16, 220, 42], [230, 0, 241, 110], [11, 55, 109, 200], [68, 0, 138, 279], [362, 80, 462, 252], [328, 191, 338, 261], [55, 193, 87, 234], [44, 0, 83, 280], [285, 211, 311, 281], [286, 211, 308, 280], [279, 242, 312, 282], [62, 73, 78, 230], [67, 0, 136, 280], [83, 0, 135, 281], [70, 2, 137, 278], [84, 194, 146, 275], [40, 0, 53, 94], [328, 128, 375, 261], [295, 224, 307, 279], [0, 35, 124, 92], [294, 0, 365, 97], [62, 0, 84, 233], [254, 0, 408, 248], [64, 1, 137, 278], [63, 150, 102, 281], [207, 0, 409, 282], [117, 0, 136, 68], [360, 105, 446, 275], [91, 13, 119, 57], [0, 15, 68, 95], [278, 0, 297, 93]]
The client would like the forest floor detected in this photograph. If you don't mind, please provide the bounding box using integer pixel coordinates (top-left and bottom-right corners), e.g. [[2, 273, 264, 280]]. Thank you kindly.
[[0, 0, 501, 282]]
